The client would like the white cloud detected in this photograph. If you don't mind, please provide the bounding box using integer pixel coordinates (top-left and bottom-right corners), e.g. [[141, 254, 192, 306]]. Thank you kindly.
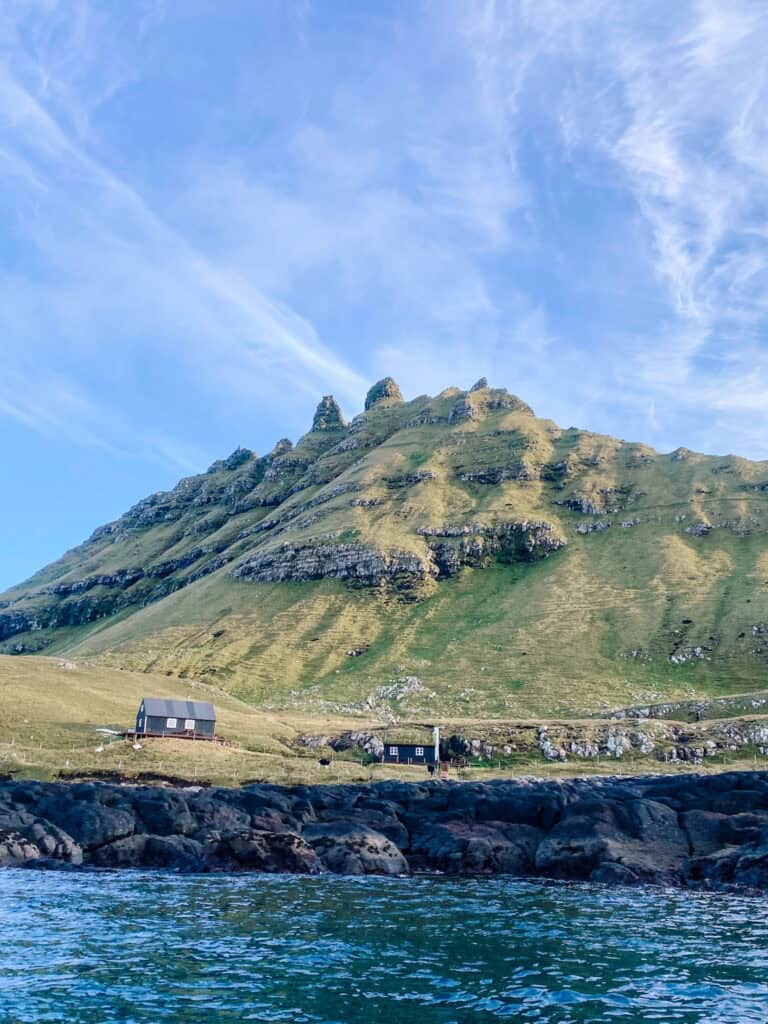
[[3, 0, 768, 466], [0, 9, 368, 465]]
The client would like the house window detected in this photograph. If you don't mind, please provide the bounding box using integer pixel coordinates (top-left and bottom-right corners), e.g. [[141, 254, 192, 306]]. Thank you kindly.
[[166, 717, 177, 728], [184, 719, 195, 730], [415, 747, 424, 756], [389, 746, 398, 756]]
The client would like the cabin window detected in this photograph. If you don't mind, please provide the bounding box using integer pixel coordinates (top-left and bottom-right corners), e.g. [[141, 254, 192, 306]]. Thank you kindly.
[[184, 719, 195, 730], [415, 747, 424, 756], [389, 746, 398, 756], [166, 717, 177, 728]]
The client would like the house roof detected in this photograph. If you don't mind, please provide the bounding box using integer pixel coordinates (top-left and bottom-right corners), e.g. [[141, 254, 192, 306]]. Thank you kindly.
[[380, 728, 435, 744], [140, 697, 216, 720]]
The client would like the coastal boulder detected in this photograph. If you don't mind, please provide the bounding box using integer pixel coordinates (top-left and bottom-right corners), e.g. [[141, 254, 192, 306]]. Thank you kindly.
[[207, 829, 320, 873], [303, 822, 408, 875], [0, 828, 42, 866], [186, 793, 251, 835], [409, 821, 542, 875], [680, 809, 729, 858], [132, 791, 195, 837], [39, 801, 135, 851], [535, 797, 688, 883], [20, 821, 83, 865], [90, 834, 148, 868], [0, 801, 84, 865], [729, 843, 768, 888], [318, 803, 408, 848], [143, 835, 206, 871]]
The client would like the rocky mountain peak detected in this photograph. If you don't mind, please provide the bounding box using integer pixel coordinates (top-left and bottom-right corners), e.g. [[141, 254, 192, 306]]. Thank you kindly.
[[206, 447, 255, 473], [271, 438, 294, 457], [470, 377, 488, 392], [221, 447, 254, 471], [364, 377, 404, 410], [311, 395, 346, 432]]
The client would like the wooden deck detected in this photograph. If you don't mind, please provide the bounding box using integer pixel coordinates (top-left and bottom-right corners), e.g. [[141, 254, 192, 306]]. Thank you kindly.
[[122, 730, 231, 746]]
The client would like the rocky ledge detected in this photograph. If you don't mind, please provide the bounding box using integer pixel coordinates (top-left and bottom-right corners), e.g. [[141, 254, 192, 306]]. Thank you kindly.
[[4, 773, 768, 889]]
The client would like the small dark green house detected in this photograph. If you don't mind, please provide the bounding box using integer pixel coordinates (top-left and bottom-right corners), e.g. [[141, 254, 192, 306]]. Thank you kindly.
[[135, 698, 216, 739], [381, 741, 436, 765], [380, 727, 440, 765]]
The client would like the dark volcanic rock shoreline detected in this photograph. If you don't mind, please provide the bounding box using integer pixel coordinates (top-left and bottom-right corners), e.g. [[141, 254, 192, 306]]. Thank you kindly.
[[4, 772, 768, 890]]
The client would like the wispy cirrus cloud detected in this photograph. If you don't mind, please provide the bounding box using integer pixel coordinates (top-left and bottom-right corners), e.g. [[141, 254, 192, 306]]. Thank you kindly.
[[446, 0, 768, 450], [0, 4, 368, 468], [4, 0, 768, 474]]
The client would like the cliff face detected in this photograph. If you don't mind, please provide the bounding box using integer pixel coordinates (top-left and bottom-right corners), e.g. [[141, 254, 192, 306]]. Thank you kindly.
[[4, 377, 768, 717]]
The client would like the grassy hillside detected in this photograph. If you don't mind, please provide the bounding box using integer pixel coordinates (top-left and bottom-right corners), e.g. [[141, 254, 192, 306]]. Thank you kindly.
[[3, 656, 767, 788], [3, 378, 768, 718], [0, 655, 397, 785]]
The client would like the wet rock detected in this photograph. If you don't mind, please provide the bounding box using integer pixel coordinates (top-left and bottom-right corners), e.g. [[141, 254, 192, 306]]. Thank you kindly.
[[590, 862, 641, 885], [186, 794, 251, 835], [132, 792, 195, 837], [729, 844, 768, 888], [143, 835, 206, 870], [19, 822, 83, 864], [91, 834, 148, 868], [535, 798, 688, 884], [303, 822, 408, 876], [409, 821, 541, 875], [681, 810, 727, 857], [209, 830, 320, 873], [0, 829, 42, 866], [39, 801, 135, 851], [5, 774, 768, 889], [720, 812, 768, 847]]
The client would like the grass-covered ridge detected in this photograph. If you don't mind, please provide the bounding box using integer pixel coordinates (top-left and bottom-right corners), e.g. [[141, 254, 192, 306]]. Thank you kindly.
[[3, 377, 768, 718]]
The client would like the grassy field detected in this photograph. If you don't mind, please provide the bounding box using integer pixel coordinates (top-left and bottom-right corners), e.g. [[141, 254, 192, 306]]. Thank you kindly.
[[3, 655, 768, 788], [0, 655, 395, 786]]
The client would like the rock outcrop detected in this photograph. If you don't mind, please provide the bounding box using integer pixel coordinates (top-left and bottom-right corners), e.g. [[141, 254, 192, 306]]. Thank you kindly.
[[311, 396, 346, 432], [6, 772, 768, 889], [364, 377, 404, 410], [231, 543, 436, 589]]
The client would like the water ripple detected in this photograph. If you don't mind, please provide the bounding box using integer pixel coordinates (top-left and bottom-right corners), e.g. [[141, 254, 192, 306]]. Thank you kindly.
[[0, 873, 767, 1023]]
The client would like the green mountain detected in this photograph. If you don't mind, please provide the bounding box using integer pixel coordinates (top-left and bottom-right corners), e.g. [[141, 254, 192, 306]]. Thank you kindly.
[[4, 377, 768, 719]]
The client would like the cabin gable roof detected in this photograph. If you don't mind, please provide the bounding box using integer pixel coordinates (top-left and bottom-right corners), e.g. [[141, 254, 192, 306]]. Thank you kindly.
[[140, 697, 215, 721]]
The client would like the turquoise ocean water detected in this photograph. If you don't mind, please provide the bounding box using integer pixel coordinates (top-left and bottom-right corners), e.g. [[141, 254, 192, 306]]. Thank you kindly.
[[1, 872, 766, 1023]]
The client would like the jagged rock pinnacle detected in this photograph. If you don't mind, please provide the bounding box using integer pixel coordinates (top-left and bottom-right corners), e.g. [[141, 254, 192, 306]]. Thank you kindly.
[[206, 446, 254, 473], [364, 377, 404, 410], [221, 447, 254, 470], [312, 395, 346, 431], [271, 438, 293, 457], [470, 377, 488, 392]]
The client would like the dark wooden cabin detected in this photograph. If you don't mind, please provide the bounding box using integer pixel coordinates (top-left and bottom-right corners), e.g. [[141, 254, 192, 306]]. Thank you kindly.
[[135, 698, 216, 739], [381, 741, 436, 765]]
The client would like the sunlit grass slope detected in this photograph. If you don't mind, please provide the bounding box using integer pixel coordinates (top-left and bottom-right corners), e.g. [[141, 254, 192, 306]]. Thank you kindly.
[[0, 655, 393, 785], [3, 656, 766, 788]]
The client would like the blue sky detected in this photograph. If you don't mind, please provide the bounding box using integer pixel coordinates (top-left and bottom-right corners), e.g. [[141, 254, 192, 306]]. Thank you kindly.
[[2, 0, 768, 590]]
